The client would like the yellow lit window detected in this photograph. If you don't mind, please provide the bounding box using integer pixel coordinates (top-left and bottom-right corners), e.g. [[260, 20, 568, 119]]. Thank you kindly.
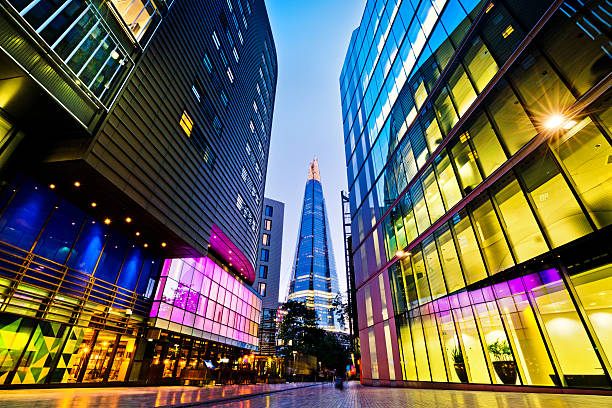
[[502, 25, 514, 38], [180, 111, 194, 136]]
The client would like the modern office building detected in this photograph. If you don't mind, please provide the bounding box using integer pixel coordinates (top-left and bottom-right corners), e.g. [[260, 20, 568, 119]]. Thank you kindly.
[[0, 0, 276, 386], [254, 197, 284, 355], [340, 0, 612, 390], [287, 158, 342, 332]]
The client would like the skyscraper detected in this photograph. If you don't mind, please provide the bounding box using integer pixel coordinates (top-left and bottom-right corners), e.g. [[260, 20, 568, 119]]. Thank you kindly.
[[255, 197, 284, 355], [287, 158, 342, 332], [341, 0, 612, 391], [0, 0, 276, 386]]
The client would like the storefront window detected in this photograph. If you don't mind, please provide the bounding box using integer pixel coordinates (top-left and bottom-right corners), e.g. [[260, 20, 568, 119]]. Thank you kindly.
[[527, 269, 607, 388], [396, 314, 417, 380], [437, 308, 461, 382], [422, 311, 447, 381], [410, 312, 431, 381], [452, 303, 491, 384]]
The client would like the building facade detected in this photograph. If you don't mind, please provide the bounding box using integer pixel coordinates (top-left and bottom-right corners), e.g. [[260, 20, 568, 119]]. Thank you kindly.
[[0, 0, 277, 386], [254, 197, 284, 355], [287, 158, 342, 332], [340, 0, 612, 390]]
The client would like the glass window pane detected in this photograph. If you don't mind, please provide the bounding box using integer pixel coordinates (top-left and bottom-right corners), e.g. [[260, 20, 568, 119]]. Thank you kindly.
[[509, 48, 576, 123], [527, 269, 606, 388], [435, 224, 465, 293], [437, 310, 462, 383], [471, 195, 514, 274], [516, 147, 593, 247], [452, 210, 487, 284], [397, 314, 418, 380], [448, 64, 478, 117], [450, 135, 482, 195], [468, 111, 507, 177], [422, 168, 445, 222], [400, 194, 418, 243], [463, 37, 499, 93], [401, 257, 419, 310], [410, 183, 431, 233], [496, 280, 556, 386], [421, 111, 444, 153], [453, 305, 492, 384], [33, 199, 84, 264], [368, 327, 379, 379], [473, 298, 519, 385], [423, 237, 447, 300], [553, 118, 612, 228], [570, 263, 612, 373], [492, 175, 548, 263], [487, 80, 537, 155], [423, 313, 448, 381], [435, 151, 462, 209], [434, 87, 459, 135], [410, 313, 431, 381], [412, 245, 431, 305]]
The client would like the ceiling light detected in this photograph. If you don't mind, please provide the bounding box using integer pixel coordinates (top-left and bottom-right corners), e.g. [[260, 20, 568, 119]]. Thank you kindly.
[[91, 202, 97, 207], [161, 242, 167, 247], [49, 184, 56, 189], [144, 243, 148, 248], [74, 181, 81, 187], [135, 231, 140, 236], [104, 218, 111, 225], [125, 217, 132, 223]]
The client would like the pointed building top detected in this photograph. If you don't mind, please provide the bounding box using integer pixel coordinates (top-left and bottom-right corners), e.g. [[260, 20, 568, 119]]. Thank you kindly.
[[307, 157, 321, 182]]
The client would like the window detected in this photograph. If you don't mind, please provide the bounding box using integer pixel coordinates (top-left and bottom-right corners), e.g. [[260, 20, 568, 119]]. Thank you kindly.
[[179, 111, 193, 136], [265, 205, 273, 217], [258, 282, 266, 297], [258, 265, 268, 279], [203, 53, 213, 73], [264, 219, 272, 231], [260, 248, 269, 262], [262, 233, 270, 246]]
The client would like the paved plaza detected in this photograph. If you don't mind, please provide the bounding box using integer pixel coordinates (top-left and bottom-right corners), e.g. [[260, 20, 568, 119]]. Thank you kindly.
[[0, 382, 610, 407]]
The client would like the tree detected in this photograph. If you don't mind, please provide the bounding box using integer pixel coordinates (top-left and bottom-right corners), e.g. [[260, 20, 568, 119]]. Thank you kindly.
[[332, 293, 349, 331]]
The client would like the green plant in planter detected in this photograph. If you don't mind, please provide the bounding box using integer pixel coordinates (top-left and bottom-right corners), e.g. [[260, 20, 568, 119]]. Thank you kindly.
[[451, 346, 464, 364], [487, 339, 513, 361]]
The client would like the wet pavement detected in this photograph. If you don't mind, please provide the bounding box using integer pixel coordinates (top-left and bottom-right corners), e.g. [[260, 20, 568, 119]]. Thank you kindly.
[[0, 381, 610, 407]]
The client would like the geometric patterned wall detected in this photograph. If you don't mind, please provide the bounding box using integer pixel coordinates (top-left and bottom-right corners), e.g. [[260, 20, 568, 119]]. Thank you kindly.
[[0, 313, 86, 384]]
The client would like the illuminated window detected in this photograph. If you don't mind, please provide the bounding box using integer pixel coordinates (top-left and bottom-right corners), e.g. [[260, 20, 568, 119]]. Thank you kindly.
[[258, 265, 268, 279], [262, 233, 270, 246], [265, 205, 273, 217], [264, 219, 272, 231], [258, 282, 266, 297], [260, 248, 269, 262], [179, 111, 194, 136]]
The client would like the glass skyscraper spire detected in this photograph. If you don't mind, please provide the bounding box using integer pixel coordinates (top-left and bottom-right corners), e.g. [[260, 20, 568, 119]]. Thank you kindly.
[[288, 158, 342, 331]]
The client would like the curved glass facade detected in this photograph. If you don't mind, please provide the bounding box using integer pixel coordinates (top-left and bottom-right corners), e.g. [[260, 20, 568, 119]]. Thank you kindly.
[[341, 0, 612, 389]]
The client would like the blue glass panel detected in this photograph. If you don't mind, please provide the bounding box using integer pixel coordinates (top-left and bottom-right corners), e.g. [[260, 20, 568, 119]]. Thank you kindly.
[[94, 231, 128, 284], [34, 199, 85, 264], [66, 218, 107, 274], [116, 245, 143, 292], [0, 179, 55, 250], [136, 256, 158, 297]]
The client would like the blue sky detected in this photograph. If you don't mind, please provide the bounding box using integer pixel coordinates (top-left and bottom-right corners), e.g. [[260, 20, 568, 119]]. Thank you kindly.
[[263, 0, 365, 301]]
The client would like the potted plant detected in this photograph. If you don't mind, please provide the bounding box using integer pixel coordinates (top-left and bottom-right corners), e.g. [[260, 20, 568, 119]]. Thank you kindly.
[[451, 346, 468, 383], [487, 339, 517, 385]]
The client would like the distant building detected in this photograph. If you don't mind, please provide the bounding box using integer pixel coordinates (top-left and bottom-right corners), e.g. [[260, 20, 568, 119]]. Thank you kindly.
[[254, 198, 285, 355], [287, 158, 342, 332]]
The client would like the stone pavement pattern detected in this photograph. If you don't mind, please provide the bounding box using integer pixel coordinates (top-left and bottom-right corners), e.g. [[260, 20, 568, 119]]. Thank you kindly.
[[0, 381, 610, 408], [213, 382, 611, 408]]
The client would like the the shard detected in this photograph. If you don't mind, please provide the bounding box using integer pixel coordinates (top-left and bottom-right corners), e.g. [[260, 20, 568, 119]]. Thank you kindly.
[[287, 158, 342, 331]]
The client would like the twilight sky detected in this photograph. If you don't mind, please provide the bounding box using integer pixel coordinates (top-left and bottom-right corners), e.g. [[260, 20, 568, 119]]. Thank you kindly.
[[263, 0, 365, 302]]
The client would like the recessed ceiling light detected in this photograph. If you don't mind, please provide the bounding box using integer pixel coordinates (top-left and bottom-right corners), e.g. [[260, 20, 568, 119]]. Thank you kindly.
[[49, 184, 56, 189], [104, 218, 111, 225], [91, 202, 97, 207], [161, 242, 167, 247], [144, 243, 148, 248], [74, 181, 81, 187], [125, 217, 132, 223], [136, 232, 140, 236]]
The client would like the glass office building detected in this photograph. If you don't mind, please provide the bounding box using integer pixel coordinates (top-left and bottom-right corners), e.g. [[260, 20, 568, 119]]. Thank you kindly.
[[340, 0, 612, 390], [0, 0, 277, 387], [287, 159, 342, 332]]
